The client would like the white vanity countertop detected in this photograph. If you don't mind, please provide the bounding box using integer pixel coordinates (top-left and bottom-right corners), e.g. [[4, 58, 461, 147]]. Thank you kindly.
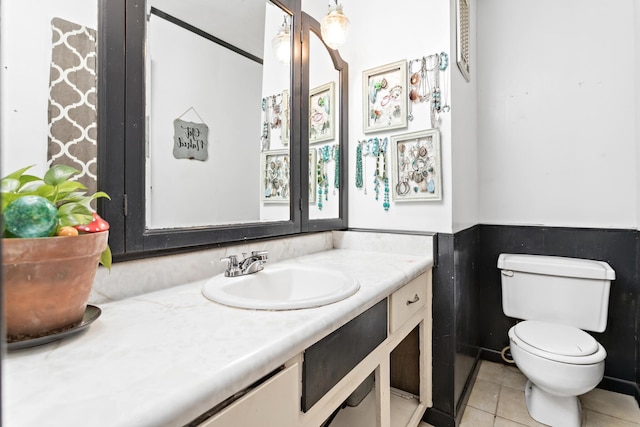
[[5, 249, 432, 427]]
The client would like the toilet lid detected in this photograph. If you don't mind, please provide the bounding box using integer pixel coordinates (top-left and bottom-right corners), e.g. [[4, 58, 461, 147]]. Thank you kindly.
[[513, 321, 599, 357]]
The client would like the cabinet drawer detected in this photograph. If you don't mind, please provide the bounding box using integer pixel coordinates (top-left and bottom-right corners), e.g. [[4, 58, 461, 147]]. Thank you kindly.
[[199, 364, 298, 427], [389, 273, 427, 333]]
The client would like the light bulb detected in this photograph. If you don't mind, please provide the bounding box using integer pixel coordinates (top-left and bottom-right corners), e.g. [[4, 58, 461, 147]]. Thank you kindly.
[[272, 18, 291, 64], [321, 3, 350, 50]]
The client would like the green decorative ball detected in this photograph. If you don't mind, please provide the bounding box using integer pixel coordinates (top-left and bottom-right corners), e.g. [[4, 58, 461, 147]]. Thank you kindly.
[[4, 196, 59, 238]]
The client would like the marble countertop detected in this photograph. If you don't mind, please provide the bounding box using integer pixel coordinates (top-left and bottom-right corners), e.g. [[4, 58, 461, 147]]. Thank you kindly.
[[5, 249, 432, 427]]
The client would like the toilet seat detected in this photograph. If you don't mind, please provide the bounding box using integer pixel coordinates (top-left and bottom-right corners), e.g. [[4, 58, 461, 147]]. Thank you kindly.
[[509, 320, 606, 365]]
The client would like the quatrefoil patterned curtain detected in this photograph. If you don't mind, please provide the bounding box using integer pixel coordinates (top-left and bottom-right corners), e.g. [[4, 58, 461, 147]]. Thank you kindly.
[[47, 17, 97, 194]]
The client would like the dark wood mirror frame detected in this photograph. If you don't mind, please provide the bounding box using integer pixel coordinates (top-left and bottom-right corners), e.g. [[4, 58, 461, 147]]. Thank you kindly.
[[98, 1, 348, 260]]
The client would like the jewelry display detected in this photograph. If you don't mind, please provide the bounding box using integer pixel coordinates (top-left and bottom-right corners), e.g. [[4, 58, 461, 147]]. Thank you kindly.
[[355, 142, 363, 189], [261, 91, 289, 150], [310, 82, 335, 144], [332, 144, 340, 193], [362, 60, 408, 133], [316, 144, 338, 210], [261, 150, 290, 202], [260, 97, 271, 151], [405, 52, 450, 126], [369, 137, 390, 211], [389, 129, 442, 202], [439, 52, 451, 112]]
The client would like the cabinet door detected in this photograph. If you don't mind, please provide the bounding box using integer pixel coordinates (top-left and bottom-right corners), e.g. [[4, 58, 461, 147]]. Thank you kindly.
[[199, 364, 298, 427]]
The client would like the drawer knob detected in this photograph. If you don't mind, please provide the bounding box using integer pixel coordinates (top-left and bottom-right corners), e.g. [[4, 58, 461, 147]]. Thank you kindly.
[[406, 294, 420, 305]]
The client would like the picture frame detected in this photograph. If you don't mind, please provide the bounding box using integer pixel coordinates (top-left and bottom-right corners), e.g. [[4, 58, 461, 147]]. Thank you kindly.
[[261, 150, 290, 203], [390, 129, 442, 201], [456, 0, 471, 82], [260, 149, 317, 204], [362, 60, 407, 133], [309, 82, 335, 144]]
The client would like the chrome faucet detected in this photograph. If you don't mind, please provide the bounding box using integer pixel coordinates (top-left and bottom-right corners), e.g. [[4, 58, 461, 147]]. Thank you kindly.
[[221, 251, 268, 277]]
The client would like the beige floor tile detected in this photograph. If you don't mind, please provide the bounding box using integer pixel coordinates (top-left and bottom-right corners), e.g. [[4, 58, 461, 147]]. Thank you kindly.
[[496, 385, 548, 427], [468, 378, 501, 414], [460, 406, 495, 427], [417, 422, 435, 427], [478, 360, 506, 385], [502, 365, 527, 391], [584, 409, 640, 427], [581, 388, 640, 424], [494, 417, 530, 427]]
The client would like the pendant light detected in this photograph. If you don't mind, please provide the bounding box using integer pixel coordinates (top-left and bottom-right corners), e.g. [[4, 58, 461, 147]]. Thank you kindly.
[[321, 0, 350, 50], [272, 16, 291, 64]]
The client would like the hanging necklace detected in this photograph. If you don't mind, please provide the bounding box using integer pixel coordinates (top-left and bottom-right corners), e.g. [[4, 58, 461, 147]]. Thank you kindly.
[[333, 144, 340, 193], [439, 52, 451, 112], [356, 141, 363, 189], [317, 149, 325, 210]]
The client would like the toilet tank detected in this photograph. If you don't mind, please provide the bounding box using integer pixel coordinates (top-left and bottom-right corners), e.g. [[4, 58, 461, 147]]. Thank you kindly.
[[497, 254, 615, 332]]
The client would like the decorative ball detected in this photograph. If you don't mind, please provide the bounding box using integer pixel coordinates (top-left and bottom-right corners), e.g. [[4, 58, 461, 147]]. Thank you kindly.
[[4, 196, 59, 238]]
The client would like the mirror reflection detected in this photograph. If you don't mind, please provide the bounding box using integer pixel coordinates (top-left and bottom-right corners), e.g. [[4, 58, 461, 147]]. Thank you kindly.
[[144, 0, 291, 229], [308, 30, 340, 220]]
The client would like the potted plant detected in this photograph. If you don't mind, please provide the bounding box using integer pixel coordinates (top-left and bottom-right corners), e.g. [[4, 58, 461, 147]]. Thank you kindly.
[[1, 164, 111, 343]]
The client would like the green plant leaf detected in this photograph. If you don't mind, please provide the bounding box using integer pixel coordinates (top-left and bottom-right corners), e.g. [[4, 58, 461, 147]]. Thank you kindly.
[[100, 245, 112, 271], [17, 180, 46, 195], [43, 164, 80, 186], [54, 181, 88, 202], [1, 178, 21, 193], [57, 202, 93, 227], [1, 165, 34, 181], [1, 192, 21, 212]]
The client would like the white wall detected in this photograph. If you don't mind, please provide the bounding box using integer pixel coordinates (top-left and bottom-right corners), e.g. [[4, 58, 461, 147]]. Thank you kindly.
[[450, 0, 479, 233], [303, 0, 455, 233], [477, 0, 637, 229], [0, 0, 97, 177]]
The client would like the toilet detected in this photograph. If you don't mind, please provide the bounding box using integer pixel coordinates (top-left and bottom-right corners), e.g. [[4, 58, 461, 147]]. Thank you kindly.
[[497, 253, 615, 427]]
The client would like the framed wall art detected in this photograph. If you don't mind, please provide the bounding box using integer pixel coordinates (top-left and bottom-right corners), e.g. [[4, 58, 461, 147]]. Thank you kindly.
[[456, 0, 471, 82], [261, 150, 290, 203], [260, 150, 318, 203], [309, 82, 335, 144], [390, 129, 442, 201], [362, 60, 407, 133]]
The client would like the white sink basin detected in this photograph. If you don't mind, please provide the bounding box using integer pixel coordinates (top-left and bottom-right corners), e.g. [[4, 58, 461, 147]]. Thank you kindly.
[[202, 263, 359, 310]]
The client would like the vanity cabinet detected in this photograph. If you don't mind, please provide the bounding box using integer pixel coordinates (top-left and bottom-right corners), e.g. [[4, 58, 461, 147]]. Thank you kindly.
[[197, 363, 299, 427], [326, 271, 433, 427], [195, 270, 432, 427]]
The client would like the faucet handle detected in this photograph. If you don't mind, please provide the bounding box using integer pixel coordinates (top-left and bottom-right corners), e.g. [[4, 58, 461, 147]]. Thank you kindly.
[[251, 250, 268, 261], [220, 255, 241, 276], [220, 254, 239, 266]]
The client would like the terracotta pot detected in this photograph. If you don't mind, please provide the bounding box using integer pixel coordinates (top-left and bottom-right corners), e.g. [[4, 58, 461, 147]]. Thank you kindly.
[[2, 231, 108, 342]]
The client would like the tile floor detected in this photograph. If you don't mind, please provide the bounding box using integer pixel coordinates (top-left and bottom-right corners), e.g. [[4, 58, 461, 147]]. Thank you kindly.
[[447, 360, 640, 427]]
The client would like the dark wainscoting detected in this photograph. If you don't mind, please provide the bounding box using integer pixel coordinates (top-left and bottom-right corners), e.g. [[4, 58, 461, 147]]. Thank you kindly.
[[425, 224, 639, 426], [424, 226, 482, 427]]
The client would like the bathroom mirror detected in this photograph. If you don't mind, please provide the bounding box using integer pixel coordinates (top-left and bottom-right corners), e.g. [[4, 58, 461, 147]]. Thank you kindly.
[[98, 1, 347, 256], [145, 0, 291, 229], [302, 13, 348, 231]]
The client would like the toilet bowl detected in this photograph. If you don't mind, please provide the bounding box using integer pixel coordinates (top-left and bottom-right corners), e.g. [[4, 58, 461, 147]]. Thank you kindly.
[[498, 253, 614, 427], [509, 320, 606, 427]]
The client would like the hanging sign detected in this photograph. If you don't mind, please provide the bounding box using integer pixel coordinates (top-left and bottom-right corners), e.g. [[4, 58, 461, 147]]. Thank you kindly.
[[173, 119, 209, 161]]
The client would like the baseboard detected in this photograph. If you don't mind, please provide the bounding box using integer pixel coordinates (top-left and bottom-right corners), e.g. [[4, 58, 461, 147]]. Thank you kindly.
[[423, 407, 455, 427], [599, 376, 640, 406], [454, 355, 481, 425]]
